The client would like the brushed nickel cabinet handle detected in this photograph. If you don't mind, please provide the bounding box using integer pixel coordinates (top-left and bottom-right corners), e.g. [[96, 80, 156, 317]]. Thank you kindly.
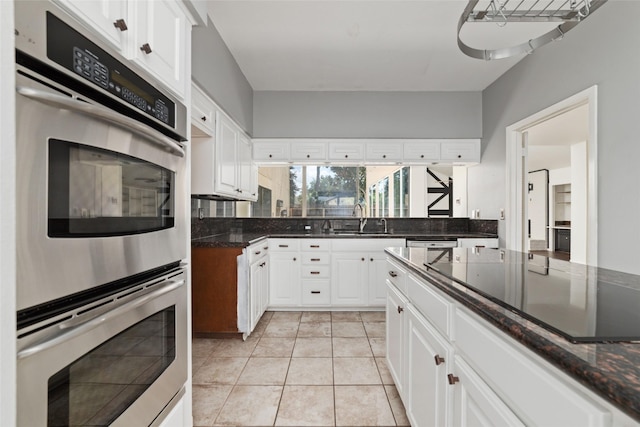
[[447, 374, 459, 385], [113, 19, 128, 31], [434, 355, 445, 366], [140, 43, 152, 54]]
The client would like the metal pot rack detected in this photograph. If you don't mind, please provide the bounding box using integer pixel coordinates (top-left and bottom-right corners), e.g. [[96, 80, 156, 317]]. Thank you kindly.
[[457, 0, 608, 60]]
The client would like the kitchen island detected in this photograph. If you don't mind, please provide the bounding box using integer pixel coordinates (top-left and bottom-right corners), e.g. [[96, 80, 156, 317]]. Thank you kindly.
[[385, 246, 640, 426]]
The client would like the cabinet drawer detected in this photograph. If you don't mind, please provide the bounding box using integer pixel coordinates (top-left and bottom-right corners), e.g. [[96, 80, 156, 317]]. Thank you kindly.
[[386, 258, 407, 295], [302, 281, 331, 305], [248, 242, 269, 264], [302, 253, 330, 265], [301, 265, 330, 278], [407, 274, 452, 338], [455, 309, 610, 427], [301, 240, 331, 251], [191, 84, 215, 136], [269, 239, 300, 252]]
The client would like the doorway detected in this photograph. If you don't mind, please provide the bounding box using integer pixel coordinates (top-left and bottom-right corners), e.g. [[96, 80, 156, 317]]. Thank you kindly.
[[505, 86, 598, 265]]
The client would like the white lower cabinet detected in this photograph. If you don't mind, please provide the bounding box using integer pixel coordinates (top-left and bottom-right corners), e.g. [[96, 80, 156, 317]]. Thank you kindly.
[[385, 281, 408, 398], [406, 304, 453, 427], [269, 240, 301, 307], [331, 252, 369, 306], [247, 241, 269, 334], [388, 259, 619, 427], [452, 355, 524, 427]]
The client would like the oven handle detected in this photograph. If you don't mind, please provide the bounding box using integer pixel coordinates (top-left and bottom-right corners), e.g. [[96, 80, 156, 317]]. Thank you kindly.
[[16, 86, 185, 158], [17, 278, 184, 360]]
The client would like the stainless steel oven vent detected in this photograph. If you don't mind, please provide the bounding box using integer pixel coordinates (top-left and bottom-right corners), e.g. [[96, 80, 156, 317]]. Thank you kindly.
[[457, 0, 608, 60]]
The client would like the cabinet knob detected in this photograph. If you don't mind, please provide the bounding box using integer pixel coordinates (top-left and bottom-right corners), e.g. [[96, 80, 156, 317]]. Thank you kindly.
[[388, 271, 398, 277], [259, 262, 266, 267], [434, 355, 445, 366], [345, 154, 348, 158], [361, 257, 365, 261], [370, 258, 374, 262], [306, 154, 310, 158], [269, 154, 273, 158], [113, 19, 128, 31], [457, 154, 462, 159], [383, 154, 387, 158], [397, 306, 404, 314], [420, 154, 424, 158], [140, 43, 152, 54], [293, 257, 297, 261], [447, 374, 459, 385], [201, 116, 207, 122]]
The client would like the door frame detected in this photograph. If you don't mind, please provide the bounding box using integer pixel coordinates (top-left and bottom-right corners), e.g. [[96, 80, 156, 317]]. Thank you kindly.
[[505, 86, 598, 265]]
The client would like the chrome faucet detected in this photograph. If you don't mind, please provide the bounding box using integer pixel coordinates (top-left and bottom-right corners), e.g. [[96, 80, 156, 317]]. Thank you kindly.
[[378, 217, 388, 233], [353, 203, 367, 232]]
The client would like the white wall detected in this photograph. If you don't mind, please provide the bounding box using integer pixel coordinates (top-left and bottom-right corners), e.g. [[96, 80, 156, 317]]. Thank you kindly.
[[473, 1, 640, 273], [0, 1, 16, 425], [253, 91, 482, 138]]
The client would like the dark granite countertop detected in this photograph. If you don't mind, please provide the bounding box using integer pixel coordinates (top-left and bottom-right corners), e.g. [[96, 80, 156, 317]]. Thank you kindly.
[[191, 232, 498, 248], [385, 246, 640, 422]]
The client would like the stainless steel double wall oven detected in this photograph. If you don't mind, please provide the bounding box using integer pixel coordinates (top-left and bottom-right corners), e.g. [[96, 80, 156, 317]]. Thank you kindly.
[[15, 2, 189, 426]]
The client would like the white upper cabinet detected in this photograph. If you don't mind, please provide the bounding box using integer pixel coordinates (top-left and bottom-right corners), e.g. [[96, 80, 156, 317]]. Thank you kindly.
[[55, 0, 192, 98], [56, 0, 128, 51], [191, 89, 258, 201], [366, 141, 404, 163], [403, 140, 441, 162], [253, 141, 290, 162], [440, 140, 481, 163], [191, 83, 216, 137], [130, 0, 188, 98], [328, 141, 364, 162], [253, 138, 481, 165], [290, 141, 327, 162]]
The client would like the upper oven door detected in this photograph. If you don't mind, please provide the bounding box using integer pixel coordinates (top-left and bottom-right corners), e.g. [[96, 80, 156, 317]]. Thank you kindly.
[[16, 69, 187, 312]]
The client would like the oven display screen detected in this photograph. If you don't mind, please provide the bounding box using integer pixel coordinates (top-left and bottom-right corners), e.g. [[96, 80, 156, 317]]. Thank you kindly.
[[47, 307, 176, 426]]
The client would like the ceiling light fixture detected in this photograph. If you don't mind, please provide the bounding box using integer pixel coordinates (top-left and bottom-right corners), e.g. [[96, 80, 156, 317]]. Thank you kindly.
[[457, 0, 607, 60]]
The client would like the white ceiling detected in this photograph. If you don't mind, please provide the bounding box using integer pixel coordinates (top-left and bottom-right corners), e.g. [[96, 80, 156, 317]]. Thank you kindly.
[[205, 0, 562, 92]]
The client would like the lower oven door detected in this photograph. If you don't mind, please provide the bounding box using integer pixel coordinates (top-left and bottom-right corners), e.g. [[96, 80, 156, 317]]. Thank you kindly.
[[16, 268, 188, 427]]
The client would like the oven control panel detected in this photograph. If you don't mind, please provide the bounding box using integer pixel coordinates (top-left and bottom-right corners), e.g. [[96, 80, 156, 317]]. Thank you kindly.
[[48, 12, 175, 128]]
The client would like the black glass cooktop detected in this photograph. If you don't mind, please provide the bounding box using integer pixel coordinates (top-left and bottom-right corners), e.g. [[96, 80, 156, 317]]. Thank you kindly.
[[407, 247, 640, 343]]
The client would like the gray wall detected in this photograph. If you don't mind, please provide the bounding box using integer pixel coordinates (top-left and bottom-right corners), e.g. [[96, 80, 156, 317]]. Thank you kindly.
[[253, 91, 482, 138], [192, 17, 253, 134], [471, 1, 640, 273]]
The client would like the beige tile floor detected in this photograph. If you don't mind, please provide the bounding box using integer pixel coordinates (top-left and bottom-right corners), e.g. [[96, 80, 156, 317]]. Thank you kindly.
[[192, 311, 410, 427]]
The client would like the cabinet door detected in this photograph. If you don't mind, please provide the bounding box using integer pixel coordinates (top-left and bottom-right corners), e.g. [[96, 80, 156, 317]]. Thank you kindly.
[[215, 112, 239, 197], [249, 261, 262, 332], [452, 356, 525, 427], [368, 252, 389, 306], [328, 141, 364, 162], [131, 0, 188, 97], [366, 141, 404, 163], [406, 305, 453, 427], [404, 141, 440, 162], [290, 141, 327, 162], [56, 0, 128, 51], [269, 253, 301, 306], [191, 83, 216, 137], [440, 140, 480, 163], [386, 282, 407, 398], [261, 259, 270, 313], [238, 132, 257, 200], [253, 140, 290, 162], [331, 253, 368, 306]]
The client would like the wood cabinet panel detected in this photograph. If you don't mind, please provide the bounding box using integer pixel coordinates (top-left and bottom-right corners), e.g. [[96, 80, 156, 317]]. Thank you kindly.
[[191, 247, 242, 334]]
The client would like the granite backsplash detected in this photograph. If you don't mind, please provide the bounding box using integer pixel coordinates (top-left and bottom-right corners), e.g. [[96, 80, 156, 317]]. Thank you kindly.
[[191, 217, 498, 240]]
